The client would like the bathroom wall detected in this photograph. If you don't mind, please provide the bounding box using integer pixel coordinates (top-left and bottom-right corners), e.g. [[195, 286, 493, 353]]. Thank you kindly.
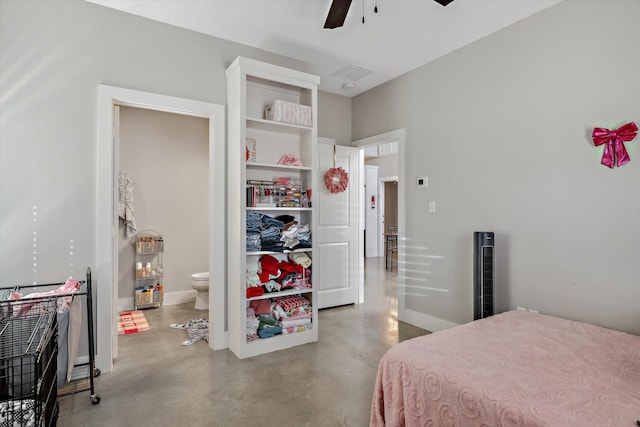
[[118, 106, 209, 308]]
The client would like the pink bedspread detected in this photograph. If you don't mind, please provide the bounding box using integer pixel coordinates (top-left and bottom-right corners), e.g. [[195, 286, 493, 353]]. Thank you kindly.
[[371, 311, 640, 426]]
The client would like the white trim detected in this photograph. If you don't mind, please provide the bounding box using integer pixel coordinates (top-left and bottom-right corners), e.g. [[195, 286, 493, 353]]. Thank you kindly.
[[97, 85, 227, 373], [377, 178, 385, 256], [377, 175, 398, 257], [117, 290, 198, 313], [352, 129, 406, 321]]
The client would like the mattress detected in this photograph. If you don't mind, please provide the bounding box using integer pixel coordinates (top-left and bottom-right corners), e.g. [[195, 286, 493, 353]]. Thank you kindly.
[[371, 310, 640, 426]]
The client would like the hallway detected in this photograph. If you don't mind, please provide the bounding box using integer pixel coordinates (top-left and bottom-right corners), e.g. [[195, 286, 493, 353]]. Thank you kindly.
[[58, 258, 428, 426]]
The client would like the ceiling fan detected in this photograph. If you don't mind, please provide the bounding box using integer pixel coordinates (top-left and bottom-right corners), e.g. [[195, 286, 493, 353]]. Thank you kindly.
[[324, 0, 455, 29]]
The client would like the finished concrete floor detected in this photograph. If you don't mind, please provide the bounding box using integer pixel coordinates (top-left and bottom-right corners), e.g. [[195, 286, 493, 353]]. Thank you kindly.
[[58, 258, 428, 426]]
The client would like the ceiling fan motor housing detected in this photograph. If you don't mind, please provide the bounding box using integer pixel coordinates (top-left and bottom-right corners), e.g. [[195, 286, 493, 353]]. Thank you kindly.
[[324, 0, 454, 29]]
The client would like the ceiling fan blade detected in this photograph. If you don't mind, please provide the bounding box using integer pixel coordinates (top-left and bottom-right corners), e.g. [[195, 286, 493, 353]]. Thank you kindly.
[[324, 0, 353, 29], [434, 0, 455, 5]]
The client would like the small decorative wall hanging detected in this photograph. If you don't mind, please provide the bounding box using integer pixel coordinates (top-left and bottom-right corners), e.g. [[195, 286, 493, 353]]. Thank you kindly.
[[591, 122, 637, 168], [324, 145, 349, 193]]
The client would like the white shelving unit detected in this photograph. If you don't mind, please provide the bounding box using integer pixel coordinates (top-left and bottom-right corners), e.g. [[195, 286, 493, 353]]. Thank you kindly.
[[226, 57, 319, 358]]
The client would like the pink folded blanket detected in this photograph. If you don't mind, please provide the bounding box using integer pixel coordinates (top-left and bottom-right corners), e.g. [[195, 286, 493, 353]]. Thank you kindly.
[[9, 278, 79, 316]]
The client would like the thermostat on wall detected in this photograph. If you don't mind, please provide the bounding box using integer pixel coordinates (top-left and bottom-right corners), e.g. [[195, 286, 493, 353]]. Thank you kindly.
[[417, 177, 428, 188]]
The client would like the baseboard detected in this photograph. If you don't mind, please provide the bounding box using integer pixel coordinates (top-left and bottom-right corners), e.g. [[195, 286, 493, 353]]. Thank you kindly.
[[212, 331, 229, 351], [117, 290, 196, 312], [163, 289, 197, 306], [399, 308, 459, 333]]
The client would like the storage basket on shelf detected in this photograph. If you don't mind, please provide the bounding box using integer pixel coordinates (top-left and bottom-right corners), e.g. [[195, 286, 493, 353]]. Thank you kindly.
[[264, 100, 312, 127]]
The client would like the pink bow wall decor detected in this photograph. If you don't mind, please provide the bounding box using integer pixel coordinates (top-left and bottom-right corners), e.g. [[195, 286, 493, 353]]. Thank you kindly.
[[592, 122, 637, 168]]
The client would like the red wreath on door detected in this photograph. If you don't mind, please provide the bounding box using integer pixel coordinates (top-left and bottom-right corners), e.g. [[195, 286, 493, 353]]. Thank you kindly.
[[324, 167, 349, 193], [324, 145, 349, 193]]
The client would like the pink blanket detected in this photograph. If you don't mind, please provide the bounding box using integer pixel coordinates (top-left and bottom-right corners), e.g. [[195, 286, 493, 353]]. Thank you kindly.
[[371, 311, 640, 426]]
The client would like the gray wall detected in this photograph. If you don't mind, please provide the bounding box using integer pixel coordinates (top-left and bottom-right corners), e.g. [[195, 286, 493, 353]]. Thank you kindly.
[[318, 90, 352, 146], [352, 0, 640, 334], [0, 0, 352, 362], [118, 106, 209, 303], [0, 0, 302, 284]]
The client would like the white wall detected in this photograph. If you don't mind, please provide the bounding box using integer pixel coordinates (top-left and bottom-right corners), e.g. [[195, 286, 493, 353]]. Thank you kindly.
[[366, 154, 398, 179], [352, 0, 640, 334], [118, 106, 208, 306]]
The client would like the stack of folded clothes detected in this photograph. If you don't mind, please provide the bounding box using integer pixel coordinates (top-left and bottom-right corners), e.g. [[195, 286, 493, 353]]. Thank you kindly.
[[246, 307, 260, 341], [245, 295, 313, 340], [257, 314, 282, 338], [297, 224, 312, 249], [272, 295, 312, 335], [260, 214, 284, 252], [246, 213, 312, 252], [252, 254, 310, 293], [246, 211, 262, 252]]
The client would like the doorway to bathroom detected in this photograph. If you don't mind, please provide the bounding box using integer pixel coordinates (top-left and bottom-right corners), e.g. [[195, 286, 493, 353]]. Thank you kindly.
[[97, 85, 226, 373], [116, 105, 209, 324]]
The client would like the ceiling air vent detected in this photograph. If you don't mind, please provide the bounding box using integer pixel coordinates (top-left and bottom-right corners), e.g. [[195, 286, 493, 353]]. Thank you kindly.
[[331, 64, 373, 81]]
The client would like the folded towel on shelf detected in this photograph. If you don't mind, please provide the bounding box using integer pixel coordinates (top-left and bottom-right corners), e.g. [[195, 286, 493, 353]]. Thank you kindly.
[[288, 252, 312, 268], [249, 299, 271, 315], [246, 287, 264, 298], [272, 295, 311, 312], [259, 255, 280, 283], [257, 325, 282, 338], [282, 323, 312, 335], [246, 257, 261, 287], [246, 307, 260, 340], [281, 318, 313, 329]]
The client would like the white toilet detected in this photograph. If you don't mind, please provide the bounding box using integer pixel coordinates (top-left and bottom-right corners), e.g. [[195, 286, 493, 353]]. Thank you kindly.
[[191, 272, 209, 310]]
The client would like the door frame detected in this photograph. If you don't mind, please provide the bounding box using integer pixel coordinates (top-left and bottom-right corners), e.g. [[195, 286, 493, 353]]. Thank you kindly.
[[364, 164, 379, 258], [353, 129, 405, 310], [97, 85, 226, 373], [378, 176, 399, 256]]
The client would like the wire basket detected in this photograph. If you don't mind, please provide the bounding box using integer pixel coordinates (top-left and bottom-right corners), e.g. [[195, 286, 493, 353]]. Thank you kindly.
[[0, 297, 59, 426]]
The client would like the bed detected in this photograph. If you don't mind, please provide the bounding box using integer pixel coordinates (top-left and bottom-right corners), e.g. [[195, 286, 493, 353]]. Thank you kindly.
[[371, 310, 640, 426]]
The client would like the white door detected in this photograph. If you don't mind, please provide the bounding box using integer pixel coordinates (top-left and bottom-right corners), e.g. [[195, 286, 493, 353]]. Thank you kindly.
[[316, 142, 360, 308]]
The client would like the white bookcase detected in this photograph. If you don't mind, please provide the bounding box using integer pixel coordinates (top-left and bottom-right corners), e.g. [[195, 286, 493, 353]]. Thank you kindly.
[[226, 57, 319, 358]]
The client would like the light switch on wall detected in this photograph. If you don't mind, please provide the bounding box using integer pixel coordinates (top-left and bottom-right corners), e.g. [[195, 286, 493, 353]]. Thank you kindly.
[[428, 201, 436, 214]]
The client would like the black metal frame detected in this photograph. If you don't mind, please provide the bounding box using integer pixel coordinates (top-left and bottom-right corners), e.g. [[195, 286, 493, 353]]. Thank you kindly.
[[1, 297, 59, 426], [0, 267, 101, 406]]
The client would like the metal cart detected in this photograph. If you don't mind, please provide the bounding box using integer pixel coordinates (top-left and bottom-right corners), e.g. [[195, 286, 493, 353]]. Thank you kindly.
[[0, 298, 58, 426], [0, 267, 100, 427]]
